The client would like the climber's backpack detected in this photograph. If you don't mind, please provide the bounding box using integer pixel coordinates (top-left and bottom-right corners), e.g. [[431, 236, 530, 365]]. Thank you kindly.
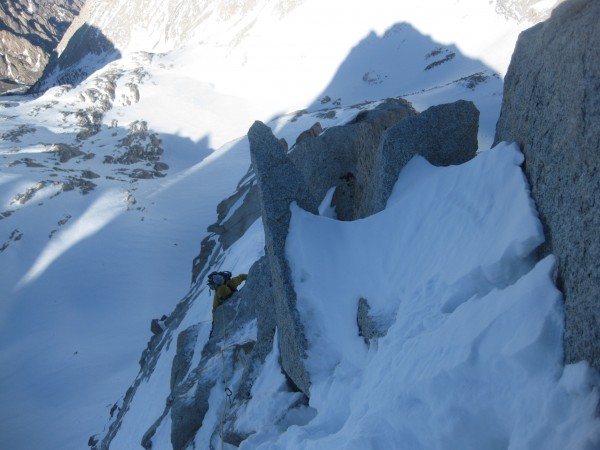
[[207, 271, 232, 293]]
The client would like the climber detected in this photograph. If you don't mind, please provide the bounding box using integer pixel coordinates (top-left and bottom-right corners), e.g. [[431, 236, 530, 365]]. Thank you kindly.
[[208, 271, 248, 316]]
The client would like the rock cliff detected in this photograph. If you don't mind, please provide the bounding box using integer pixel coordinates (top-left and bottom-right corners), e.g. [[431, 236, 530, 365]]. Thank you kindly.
[[494, 0, 600, 372], [0, 0, 84, 93]]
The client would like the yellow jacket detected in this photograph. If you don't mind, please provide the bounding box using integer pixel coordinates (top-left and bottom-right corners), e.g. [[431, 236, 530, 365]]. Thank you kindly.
[[212, 274, 248, 315]]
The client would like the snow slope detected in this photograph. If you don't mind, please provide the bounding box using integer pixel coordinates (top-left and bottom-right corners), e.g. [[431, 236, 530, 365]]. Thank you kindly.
[[281, 143, 599, 449], [0, 1, 590, 449]]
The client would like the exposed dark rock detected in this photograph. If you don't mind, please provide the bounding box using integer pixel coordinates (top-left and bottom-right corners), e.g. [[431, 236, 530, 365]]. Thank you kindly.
[[357, 297, 390, 343], [362, 71, 386, 85], [51, 143, 83, 162], [191, 170, 262, 287], [106, 121, 163, 165], [81, 170, 100, 179], [153, 162, 169, 172], [94, 95, 486, 449], [170, 324, 200, 389], [216, 182, 261, 250], [248, 120, 319, 396], [358, 100, 479, 218], [494, 0, 600, 372], [0, 0, 84, 94], [289, 109, 308, 122], [76, 109, 104, 140], [95, 273, 218, 450], [192, 236, 218, 284], [88, 434, 99, 447], [424, 48, 456, 71], [22, 158, 46, 168], [8, 158, 47, 168], [295, 121, 322, 145], [458, 71, 493, 90], [57, 215, 71, 227], [170, 276, 257, 450], [62, 177, 96, 194], [349, 98, 415, 125], [235, 256, 277, 401], [150, 318, 166, 335], [31, 21, 121, 93], [289, 98, 418, 220], [11, 181, 47, 205], [279, 138, 289, 152], [0, 229, 23, 253], [129, 168, 156, 179], [49, 215, 73, 238], [316, 109, 336, 120], [1, 124, 36, 142]]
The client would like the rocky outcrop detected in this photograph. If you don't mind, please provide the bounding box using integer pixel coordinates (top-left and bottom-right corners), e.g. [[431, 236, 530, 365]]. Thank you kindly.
[[360, 99, 480, 217], [0, 0, 84, 93], [208, 174, 261, 251], [295, 121, 323, 145], [289, 98, 417, 220], [494, 0, 600, 372], [357, 297, 391, 343], [168, 284, 257, 450], [248, 120, 319, 396], [287, 99, 479, 221], [142, 256, 277, 450], [493, 0, 566, 23]]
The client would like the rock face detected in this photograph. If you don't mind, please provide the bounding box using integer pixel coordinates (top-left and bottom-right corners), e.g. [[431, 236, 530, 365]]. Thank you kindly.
[[494, 0, 600, 372], [0, 0, 84, 93], [357, 297, 391, 343], [289, 98, 418, 220], [31, 22, 121, 93], [167, 283, 257, 450], [248, 120, 319, 397], [143, 257, 278, 450], [359, 99, 479, 217], [288, 99, 478, 221]]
